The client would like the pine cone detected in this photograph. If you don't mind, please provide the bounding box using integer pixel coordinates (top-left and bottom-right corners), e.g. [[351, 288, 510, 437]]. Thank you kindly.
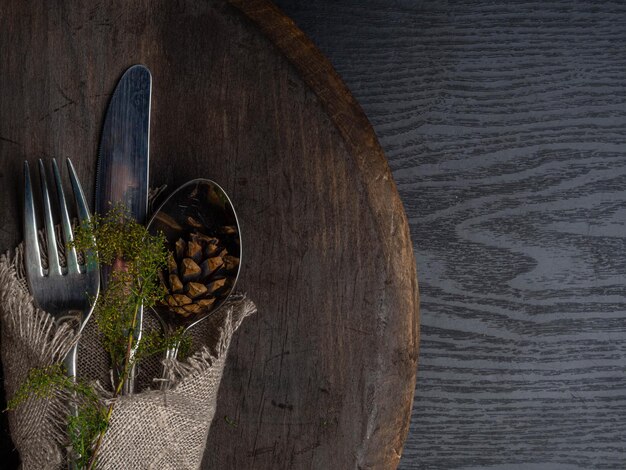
[[159, 229, 240, 317]]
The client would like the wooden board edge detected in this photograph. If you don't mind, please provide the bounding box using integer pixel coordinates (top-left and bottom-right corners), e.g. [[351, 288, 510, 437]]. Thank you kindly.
[[226, 1, 420, 467]]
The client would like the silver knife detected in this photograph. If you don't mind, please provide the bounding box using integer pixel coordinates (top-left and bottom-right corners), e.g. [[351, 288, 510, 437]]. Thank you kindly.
[[96, 64, 151, 222], [96, 64, 151, 393]]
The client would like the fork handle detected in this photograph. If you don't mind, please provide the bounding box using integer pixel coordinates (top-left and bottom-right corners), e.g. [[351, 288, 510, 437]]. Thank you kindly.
[[63, 344, 78, 379], [63, 343, 80, 470]]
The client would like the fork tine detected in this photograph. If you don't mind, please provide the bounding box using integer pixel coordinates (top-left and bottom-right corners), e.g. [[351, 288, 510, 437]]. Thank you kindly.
[[23, 161, 43, 277], [66, 158, 90, 223], [52, 159, 79, 274], [66, 159, 96, 271], [38, 159, 62, 276]]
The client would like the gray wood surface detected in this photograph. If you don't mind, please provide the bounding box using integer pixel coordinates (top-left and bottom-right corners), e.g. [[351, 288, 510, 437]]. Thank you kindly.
[[272, 0, 626, 468]]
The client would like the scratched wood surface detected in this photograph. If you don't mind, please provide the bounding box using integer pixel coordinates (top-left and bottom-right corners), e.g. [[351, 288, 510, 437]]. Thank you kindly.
[[272, 0, 626, 468], [0, 0, 419, 469]]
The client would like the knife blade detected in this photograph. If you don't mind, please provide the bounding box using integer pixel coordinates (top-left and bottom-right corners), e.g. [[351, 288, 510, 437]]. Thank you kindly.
[[95, 64, 152, 394], [96, 64, 151, 221]]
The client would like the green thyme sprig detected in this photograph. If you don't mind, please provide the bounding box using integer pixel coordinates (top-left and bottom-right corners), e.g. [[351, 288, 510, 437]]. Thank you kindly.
[[6, 364, 108, 468], [73, 204, 169, 383], [72, 204, 173, 469]]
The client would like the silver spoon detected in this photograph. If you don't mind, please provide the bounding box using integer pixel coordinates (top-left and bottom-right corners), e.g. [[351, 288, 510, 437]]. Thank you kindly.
[[146, 179, 242, 387]]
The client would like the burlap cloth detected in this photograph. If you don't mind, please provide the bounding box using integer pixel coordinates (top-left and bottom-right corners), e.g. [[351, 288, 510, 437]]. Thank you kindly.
[[0, 246, 256, 469]]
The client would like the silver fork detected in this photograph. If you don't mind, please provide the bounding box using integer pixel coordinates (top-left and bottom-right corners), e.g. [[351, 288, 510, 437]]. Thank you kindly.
[[23, 158, 100, 378]]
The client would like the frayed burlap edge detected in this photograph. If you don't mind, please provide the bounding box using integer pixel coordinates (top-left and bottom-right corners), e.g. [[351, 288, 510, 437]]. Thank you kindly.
[[96, 298, 256, 470]]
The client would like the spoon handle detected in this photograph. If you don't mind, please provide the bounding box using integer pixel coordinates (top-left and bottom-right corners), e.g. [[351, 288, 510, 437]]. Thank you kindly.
[[160, 340, 181, 390]]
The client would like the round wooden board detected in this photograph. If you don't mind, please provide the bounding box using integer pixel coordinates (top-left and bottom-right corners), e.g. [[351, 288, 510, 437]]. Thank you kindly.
[[0, 1, 419, 468]]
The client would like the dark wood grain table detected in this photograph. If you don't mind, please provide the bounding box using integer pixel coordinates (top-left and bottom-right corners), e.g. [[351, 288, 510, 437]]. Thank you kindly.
[[273, 0, 626, 468], [0, 1, 419, 469]]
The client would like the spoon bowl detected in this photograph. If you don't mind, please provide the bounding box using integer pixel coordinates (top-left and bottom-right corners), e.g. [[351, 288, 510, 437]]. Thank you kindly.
[[146, 179, 242, 373]]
